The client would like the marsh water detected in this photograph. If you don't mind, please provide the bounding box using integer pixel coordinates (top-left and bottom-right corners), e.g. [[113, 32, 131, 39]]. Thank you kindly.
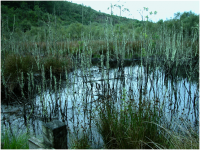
[[1, 60, 199, 148]]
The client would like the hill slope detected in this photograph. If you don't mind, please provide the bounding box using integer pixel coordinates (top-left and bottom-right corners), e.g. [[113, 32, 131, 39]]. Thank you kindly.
[[1, 1, 198, 41], [1, 1, 141, 31]]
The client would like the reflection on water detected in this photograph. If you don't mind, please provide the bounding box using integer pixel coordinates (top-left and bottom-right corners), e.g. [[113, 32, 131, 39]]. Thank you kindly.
[[1, 63, 199, 148]]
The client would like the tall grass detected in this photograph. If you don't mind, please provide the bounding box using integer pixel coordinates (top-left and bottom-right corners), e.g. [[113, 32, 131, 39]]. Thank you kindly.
[[149, 117, 199, 149], [94, 95, 168, 149], [94, 95, 199, 149], [68, 130, 91, 149], [1, 127, 29, 149], [1, 53, 37, 95], [42, 54, 72, 76]]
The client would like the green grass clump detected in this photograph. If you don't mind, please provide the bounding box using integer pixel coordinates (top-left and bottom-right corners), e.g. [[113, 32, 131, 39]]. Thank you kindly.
[[94, 96, 199, 149], [95, 98, 167, 149], [1, 128, 29, 149], [69, 131, 91, 149]]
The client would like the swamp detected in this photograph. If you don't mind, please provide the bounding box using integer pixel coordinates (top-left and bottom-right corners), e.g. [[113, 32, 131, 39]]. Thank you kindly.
[[1, 1, 199, 149]]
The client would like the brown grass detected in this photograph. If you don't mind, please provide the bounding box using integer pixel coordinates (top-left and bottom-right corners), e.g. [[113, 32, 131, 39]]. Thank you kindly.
[[13, 40, 142, 58], [2, 53, 37, 92]]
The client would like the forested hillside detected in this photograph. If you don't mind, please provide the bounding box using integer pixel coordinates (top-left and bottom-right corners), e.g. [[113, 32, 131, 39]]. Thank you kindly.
[[1, 1, 198, 41], [1, 1, 138, 25], [1, 1, 140, 35]]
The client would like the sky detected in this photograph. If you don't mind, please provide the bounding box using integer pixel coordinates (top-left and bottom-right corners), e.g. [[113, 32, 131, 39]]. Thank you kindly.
[[66, 0, 199, 22]]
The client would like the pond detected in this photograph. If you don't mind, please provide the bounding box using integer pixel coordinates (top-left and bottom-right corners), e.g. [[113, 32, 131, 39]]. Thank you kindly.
[[1, 60, 199, 148]]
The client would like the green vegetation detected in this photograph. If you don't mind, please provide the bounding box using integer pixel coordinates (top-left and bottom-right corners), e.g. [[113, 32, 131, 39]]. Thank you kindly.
[[94, 96, 199, 149], [42, 54, 72, 75], [95, 97, 166, 148], [1, 127, 29, 149], [69, 131, 92, 149], [67, 91, 199, 149], [1, 1, 199, 149], [1, 1, 198, 40], [161, 122, 199, 149], [2, 54, 37, 91]]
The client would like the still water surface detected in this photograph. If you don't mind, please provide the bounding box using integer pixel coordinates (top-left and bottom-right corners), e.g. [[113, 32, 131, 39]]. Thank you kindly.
[[1, 64, 199, 148]]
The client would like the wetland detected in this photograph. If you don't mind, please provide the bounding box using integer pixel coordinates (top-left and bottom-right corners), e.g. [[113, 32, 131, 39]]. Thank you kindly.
[[1, 1, 199, 149]]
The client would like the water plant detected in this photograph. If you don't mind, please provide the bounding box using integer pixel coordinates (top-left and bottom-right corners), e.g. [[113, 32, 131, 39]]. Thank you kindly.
[[68, 130, 91, 149], [94, 94, 168, 149], [2, 53, 37, 95], [1, 126, 29, 149], [149, 117, 199, 149]]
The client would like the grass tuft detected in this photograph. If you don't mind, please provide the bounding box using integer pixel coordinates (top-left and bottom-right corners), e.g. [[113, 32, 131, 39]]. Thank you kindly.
[[1, 127, 29, 149], [95, 97, 168, 149], [69, 131, 91, 149]]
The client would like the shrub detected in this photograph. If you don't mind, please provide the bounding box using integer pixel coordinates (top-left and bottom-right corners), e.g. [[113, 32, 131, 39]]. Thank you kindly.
[[20, 19, 32, 32]]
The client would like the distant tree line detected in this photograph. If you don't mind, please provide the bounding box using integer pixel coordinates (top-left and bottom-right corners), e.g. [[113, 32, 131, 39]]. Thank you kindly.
[[1, 1, 199, 40]]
